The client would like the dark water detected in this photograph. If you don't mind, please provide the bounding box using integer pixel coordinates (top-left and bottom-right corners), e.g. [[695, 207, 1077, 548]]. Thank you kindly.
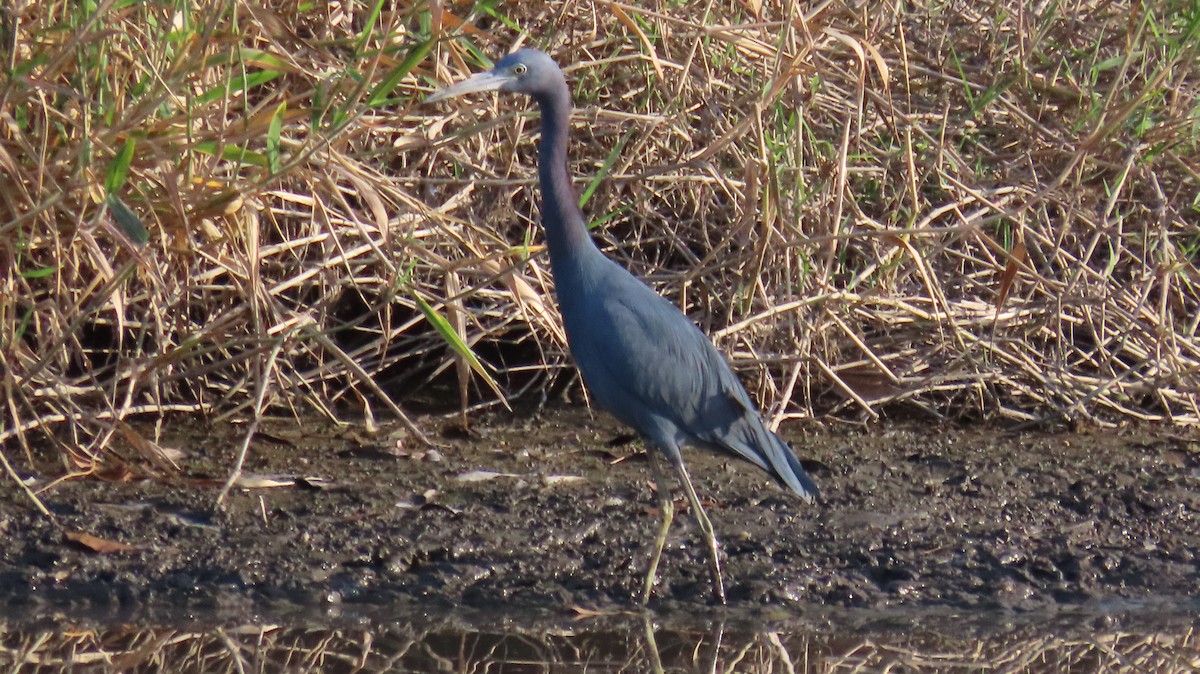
[[3, 601, 1198, 672]]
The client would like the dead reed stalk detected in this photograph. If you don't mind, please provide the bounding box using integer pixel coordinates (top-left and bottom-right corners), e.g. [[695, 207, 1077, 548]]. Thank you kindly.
[[1, 1, 1197, 484]]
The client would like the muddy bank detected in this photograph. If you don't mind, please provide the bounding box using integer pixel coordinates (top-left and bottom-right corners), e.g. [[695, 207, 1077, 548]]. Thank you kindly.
[[1, 408, 1198, 618]]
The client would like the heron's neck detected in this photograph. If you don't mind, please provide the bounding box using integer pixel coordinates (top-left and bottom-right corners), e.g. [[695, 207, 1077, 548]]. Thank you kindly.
[[535, 85, 593, 265]]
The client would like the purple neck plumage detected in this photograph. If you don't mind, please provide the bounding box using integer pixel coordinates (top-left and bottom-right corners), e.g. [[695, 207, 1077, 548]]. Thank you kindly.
[[533, 83, 594, 265]]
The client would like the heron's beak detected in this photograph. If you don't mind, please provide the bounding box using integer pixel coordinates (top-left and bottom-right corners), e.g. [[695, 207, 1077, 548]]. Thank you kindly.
[[425, 70, 513, 103]]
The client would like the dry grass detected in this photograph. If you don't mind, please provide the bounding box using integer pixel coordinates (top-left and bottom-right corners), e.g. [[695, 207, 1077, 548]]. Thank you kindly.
[[1, 619, 1197, 673], [2, 1, 1198, 485]]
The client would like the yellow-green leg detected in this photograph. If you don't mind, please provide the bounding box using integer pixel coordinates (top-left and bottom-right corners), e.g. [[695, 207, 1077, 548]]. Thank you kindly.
[[674, 458, 727, 604], [642, 450, 675, 604]]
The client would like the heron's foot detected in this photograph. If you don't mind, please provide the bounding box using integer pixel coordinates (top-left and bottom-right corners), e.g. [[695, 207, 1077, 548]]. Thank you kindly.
[[641, 495, 674, 605], [703, 532, 727, 604], [698, 509, 726, 604], [672, 460, 727, 605]]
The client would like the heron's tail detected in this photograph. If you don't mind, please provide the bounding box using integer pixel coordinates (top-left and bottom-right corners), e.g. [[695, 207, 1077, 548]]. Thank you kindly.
[[761, 426, 819, 502], [718, 414, 819, 502]]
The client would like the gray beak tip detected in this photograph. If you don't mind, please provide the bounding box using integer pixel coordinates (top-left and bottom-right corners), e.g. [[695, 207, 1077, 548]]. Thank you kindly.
[[424, 71, 511, 105]]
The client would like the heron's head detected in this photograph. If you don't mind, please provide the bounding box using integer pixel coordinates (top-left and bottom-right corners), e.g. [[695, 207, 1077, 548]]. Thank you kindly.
[[426, 49, 564, 103]]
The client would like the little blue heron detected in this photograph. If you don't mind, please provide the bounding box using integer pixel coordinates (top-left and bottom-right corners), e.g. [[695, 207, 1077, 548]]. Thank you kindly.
[[428, 49, 818, 604]]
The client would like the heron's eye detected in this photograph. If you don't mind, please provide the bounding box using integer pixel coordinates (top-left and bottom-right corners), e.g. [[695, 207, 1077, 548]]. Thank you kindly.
[[513, 63, 527, 75]]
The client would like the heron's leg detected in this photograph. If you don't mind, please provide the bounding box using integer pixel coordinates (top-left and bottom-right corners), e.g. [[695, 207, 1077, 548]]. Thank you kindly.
[[672, 458, 727, 604], [642, 449, 674, 605]]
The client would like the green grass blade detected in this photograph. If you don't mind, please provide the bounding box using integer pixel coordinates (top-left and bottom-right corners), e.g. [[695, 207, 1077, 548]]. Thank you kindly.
[[106, 193, 149, 245], [193, 141, 270, 167], [366, 39, 433, 108], [266, 101, 286, 174], [205, 47, 288, 71], [14, 306, 34, 343], [196, 69, 282, 105], [413, 294, 505, 401], [19, 266, 57, 280], [588, 204, 631, 231], [580, 128, 633, 208], [353, 0, 388, 56], [105, 137, 136, 193]]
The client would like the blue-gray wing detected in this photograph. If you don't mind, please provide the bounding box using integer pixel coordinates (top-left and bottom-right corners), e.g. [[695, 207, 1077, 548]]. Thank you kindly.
[[564, 267, 818, 501]]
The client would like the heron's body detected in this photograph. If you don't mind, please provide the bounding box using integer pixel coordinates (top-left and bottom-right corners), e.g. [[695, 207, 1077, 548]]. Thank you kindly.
[[553, 236, 817, 497], [428, 49, 817, 602]]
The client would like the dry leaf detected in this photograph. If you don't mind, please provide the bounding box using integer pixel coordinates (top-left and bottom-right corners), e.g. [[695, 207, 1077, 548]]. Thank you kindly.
[[65, 531, 137, 554], [235, 473, 297, 489], [297, 476, 335, 490], [995, 240, 1028, 312], [454, 469, 520, 482]]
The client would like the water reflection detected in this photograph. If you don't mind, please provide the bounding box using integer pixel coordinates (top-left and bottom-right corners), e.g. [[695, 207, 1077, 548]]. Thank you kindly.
[[2, 608, 1197, 673]]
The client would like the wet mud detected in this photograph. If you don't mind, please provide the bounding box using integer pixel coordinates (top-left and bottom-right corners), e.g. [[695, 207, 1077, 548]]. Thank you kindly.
[[2, 408, 1198, 620]]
